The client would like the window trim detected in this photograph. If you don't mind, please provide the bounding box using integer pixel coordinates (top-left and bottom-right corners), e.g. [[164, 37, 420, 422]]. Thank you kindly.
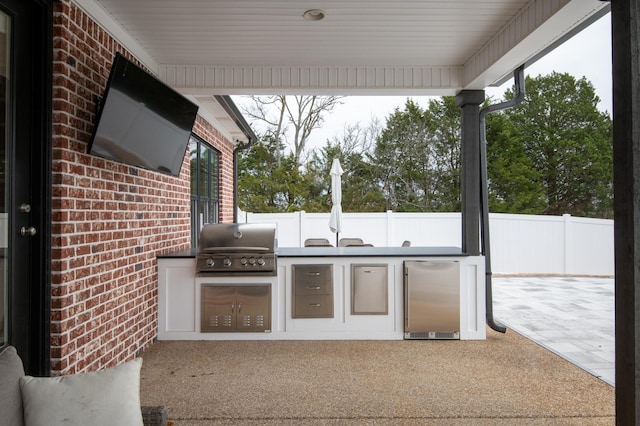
[[189, 134, 220, 247]]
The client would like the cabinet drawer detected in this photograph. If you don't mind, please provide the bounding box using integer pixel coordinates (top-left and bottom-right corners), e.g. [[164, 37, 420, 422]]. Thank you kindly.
[[293, 294, 333, 318], [293, 264, 332, 286], [294, 279, 332, 295]]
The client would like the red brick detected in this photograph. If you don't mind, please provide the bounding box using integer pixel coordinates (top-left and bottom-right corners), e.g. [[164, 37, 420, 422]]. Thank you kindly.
[[50, 2, 234, 375]]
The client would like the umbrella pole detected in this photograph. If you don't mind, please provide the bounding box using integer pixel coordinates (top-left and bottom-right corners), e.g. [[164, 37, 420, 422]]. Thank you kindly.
[[336, 233, 339, 247]]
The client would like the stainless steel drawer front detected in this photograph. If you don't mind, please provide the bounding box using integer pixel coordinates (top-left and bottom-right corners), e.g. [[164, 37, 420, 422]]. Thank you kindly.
[[294, 279, 332, 295], [294, 265, 331, 283], [293, 294, 333, 317], [292, 264, 334, 318]]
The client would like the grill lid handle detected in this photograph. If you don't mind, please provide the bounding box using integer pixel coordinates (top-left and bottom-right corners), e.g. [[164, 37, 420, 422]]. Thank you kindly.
[[199, 246, 271, 254]]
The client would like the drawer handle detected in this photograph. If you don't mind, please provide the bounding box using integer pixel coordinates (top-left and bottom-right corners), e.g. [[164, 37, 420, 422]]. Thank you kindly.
[[306, 272, 321, 276], [307, 303, 321, 307], [307, 286, 321, 290]]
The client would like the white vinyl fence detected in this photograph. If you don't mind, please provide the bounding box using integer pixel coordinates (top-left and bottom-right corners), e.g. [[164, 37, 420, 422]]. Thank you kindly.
[[239, 211, 614, 276]]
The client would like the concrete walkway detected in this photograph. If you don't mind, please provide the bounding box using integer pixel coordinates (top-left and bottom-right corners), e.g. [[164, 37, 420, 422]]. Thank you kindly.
[[492, 276, 615, 386]]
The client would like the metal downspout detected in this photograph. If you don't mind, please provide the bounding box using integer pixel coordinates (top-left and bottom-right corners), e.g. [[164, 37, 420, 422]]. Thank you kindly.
[[212, 95, 257, 224], [479, 65, 526, 333]]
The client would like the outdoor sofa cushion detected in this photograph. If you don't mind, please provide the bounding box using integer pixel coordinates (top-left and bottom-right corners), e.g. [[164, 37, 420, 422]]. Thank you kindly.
[[0, 345, 25, 426], [0, 345, 166, 426], [20, 357, 144, 426]]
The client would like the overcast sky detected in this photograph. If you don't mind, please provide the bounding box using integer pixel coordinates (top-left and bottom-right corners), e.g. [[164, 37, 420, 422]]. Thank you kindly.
[[234, 12, 612, 152]]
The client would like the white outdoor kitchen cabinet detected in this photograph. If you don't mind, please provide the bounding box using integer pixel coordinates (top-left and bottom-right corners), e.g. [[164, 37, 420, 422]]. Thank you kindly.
[[156, 249, 486, 341]]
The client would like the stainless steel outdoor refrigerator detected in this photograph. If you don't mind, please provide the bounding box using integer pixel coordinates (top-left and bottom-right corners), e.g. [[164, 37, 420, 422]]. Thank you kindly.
[[404, 260, 460, 339]]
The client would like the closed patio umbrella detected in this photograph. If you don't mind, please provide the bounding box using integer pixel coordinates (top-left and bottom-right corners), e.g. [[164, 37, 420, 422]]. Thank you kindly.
[[328, 158, 343, 246]]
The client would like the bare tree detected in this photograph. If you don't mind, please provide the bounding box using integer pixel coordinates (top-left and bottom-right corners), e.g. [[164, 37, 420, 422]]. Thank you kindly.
[[241, 96, 287, 165], [327, 118, 382, 156], [241, 95, 344, 164]]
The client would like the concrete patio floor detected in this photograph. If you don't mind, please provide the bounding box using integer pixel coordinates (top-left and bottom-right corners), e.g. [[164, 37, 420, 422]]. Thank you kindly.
[[492, 276, 615, 386], [140, 329, 614, 424]]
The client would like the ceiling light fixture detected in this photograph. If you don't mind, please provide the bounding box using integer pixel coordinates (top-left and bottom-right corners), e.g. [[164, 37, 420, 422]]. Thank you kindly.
[[303, 9, 325, 21]]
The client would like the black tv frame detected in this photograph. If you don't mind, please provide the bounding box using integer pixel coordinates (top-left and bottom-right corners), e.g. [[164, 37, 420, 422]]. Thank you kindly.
[[88, 53, 199, 176]]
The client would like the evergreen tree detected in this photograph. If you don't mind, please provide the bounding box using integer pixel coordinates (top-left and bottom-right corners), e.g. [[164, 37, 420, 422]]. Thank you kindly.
[[372, 97, 461, 212], [307, 140, 385, 213], [237, 135, 317, 212], [237, 73, 612, 219], [486, 72, 613, 218]]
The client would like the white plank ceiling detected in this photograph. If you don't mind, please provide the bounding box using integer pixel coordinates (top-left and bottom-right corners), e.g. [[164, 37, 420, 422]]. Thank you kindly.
[[76, 0, 609, 139]]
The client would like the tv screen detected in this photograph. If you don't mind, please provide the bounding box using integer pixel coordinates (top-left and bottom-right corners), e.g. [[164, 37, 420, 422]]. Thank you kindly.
[[88, 53, 199, 176]]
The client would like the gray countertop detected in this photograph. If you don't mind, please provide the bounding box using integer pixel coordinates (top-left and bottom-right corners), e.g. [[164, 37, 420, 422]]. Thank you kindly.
[[158, 246, 466, 258], [158, 248, 198, 258], [276, 246, 465, 257]]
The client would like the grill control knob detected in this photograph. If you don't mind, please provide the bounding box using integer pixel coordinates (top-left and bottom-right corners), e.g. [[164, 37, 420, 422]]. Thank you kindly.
[[206, 258, 215, 267], [223, 258, 232, 267], [240, 257, 248, 266], [248, 257, 256, 265], [257, 258, 265, 266]]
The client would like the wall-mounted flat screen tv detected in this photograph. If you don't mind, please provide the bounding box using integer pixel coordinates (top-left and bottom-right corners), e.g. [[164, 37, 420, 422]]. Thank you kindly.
[[88, 52, 199, 176]]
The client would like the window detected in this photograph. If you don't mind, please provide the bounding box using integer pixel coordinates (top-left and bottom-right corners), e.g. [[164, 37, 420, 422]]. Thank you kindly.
[[190, 134, 220, 247]]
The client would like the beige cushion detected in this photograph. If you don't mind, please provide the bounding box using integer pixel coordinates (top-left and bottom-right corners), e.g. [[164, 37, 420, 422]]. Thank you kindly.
[[0, 346, 25, 426], [20, 358, 143, 426]]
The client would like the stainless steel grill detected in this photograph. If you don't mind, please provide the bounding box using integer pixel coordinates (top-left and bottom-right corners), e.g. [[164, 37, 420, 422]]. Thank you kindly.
[[196, 223, 277, 276]]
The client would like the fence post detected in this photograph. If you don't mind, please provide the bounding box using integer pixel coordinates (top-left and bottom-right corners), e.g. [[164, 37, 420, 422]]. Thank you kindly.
[[298, 211, 305, 247], [386, 210, 393, 246], [563, 214, 572, 275]]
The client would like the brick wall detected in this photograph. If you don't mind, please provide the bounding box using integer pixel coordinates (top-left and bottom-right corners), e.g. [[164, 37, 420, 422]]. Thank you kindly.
[[51, 0, 235, 374]]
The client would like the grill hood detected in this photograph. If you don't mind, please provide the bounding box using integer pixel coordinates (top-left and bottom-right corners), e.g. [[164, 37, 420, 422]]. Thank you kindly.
[[198, 223, 276, 252], [196, 223, 277, 275]]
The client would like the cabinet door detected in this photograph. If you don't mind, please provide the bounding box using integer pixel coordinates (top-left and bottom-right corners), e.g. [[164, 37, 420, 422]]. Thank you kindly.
[[352, 264, 388, 315], [404, 261, 459, 333], [201, 285, 236, 331], [236, 286, 271, 332]]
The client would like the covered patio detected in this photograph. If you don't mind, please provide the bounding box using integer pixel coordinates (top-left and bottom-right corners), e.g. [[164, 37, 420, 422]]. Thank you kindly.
[[49, 0, 640, 423]]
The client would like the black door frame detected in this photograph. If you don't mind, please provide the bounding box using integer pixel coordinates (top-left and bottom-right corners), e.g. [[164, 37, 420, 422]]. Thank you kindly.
[[4, 0, 52, 376]]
